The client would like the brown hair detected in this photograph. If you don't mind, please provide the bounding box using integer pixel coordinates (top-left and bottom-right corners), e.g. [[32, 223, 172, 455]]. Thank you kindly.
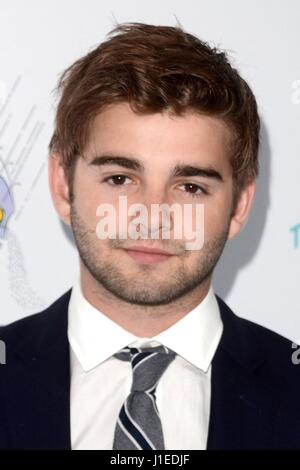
[[49, 22, 260, 207]]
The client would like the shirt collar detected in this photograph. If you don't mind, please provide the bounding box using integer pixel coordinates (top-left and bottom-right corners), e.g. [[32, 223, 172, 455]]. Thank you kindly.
[[68, 276, 223, 373]]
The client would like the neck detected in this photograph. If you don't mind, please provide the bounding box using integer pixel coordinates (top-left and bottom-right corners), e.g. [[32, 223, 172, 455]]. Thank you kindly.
[[79, 264, 212, 337]]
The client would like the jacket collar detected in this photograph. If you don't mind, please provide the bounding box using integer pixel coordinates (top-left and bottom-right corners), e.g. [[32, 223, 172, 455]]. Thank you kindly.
[[15, 290, 264, 371], [207, 295, 275, 449], [215, 295, 265, 371]]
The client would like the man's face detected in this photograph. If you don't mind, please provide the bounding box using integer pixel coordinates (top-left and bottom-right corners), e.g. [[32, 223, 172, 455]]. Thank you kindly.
[[67, 102, 238, 306]]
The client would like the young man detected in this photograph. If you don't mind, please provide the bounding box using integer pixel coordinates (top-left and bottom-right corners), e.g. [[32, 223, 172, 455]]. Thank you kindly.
[[0, 22, 299, 450]]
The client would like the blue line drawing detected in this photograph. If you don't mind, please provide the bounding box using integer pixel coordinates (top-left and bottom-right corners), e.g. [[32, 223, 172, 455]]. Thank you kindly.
[[0, 175, 14, 239]]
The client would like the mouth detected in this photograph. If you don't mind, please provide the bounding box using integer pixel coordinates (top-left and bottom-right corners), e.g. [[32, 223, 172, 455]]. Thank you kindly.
[[121, 245, 176, 265]]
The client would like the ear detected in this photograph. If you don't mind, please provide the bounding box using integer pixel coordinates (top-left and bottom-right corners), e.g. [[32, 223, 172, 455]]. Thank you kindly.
[[227, 180, 256, 240], [48, 153, 71, 226]]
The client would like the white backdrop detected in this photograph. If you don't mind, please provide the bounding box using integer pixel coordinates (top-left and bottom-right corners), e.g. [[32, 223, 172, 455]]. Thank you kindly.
[[0, 0, 299, 342]]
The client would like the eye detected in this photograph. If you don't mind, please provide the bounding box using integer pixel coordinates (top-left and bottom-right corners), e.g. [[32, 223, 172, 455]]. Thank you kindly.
[[178, 183, 208, 197], [103, 175, 132, 186]]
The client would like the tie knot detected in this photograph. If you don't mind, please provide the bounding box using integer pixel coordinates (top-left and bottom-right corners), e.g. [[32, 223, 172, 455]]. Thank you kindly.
[[114, 344, 176, 393]]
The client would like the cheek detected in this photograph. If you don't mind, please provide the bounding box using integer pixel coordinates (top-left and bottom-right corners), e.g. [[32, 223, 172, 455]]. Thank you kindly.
[[75, 178, 111, 220], [72, 199, 102, 242], [201, 196, 232, 239]]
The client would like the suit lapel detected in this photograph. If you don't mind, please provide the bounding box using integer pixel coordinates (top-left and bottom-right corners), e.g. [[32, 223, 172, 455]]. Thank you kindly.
[[206, 296, 279, 449], [2, 290, 72, 449]]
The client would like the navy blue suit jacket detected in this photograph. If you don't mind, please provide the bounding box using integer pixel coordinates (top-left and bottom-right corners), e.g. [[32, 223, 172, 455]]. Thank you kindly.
[[0, 289, 300, 449]]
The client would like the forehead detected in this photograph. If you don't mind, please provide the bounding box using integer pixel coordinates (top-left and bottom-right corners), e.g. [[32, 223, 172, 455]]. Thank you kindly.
[[86, 102, 233, 173]]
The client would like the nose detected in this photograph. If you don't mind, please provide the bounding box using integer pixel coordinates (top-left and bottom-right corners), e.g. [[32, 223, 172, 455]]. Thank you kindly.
[[131, 185, 175, 239]]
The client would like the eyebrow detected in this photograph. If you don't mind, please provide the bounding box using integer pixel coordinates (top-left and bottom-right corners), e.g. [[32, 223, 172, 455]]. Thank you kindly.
[[172, 164, 223, 182], [88, 155, 143, 171], [88, 154, 224, 182]]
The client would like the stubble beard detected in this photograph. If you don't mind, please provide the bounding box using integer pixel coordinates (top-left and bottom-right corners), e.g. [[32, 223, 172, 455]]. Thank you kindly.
[[70, 203, 230, 306]]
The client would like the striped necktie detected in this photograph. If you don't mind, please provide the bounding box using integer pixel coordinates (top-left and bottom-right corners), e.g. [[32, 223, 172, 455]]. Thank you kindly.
[[112, 344, 176, 450]]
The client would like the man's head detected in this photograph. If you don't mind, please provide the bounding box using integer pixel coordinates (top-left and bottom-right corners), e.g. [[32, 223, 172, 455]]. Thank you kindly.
[[48, 22, 259, 306]]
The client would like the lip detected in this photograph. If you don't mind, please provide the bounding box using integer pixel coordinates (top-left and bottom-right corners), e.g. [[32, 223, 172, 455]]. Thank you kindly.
[[122, 245, 175, 264], [123, 246, 174, 255]]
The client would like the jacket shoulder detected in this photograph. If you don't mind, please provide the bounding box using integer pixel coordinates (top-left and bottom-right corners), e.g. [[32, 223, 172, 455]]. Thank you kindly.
[[0, 289, 72, 350], [216, 294, 297, 378]]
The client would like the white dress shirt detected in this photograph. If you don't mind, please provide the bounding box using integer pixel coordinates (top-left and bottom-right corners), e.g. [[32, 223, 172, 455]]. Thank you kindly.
[[67, 277, 223, 450]]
